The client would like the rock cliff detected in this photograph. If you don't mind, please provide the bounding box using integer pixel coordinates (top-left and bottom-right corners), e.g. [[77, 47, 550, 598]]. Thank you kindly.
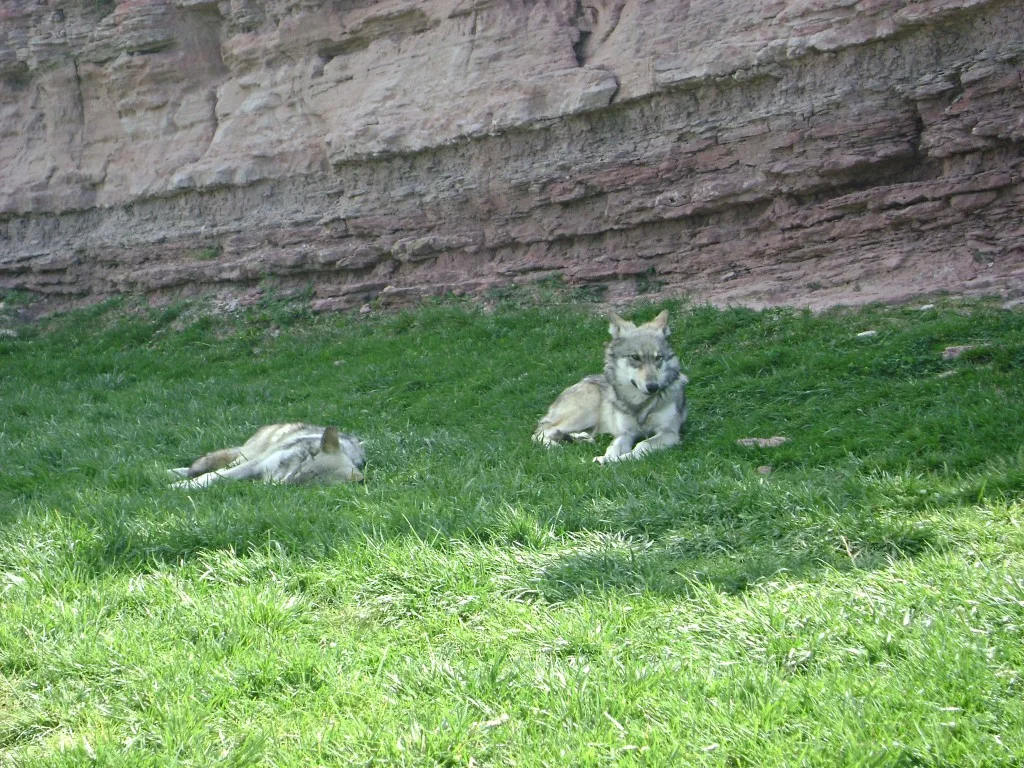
[[1, 0, 1022, 313]]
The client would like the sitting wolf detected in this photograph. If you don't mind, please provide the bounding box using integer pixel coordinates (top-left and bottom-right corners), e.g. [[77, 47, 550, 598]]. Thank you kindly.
[[533, 310, 689, 464], [169, 423, 365, 488]]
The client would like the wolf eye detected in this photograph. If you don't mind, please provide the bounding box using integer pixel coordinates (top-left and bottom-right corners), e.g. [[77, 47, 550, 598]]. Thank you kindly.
[[630, 354, 642, 362], [654, 355, 663, 363]]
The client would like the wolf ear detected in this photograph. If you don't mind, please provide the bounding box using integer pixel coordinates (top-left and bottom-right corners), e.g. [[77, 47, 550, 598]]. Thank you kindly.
[[608, 313, 636, 339], [643, 310, 671, 337], [321, 426, 341, 454]]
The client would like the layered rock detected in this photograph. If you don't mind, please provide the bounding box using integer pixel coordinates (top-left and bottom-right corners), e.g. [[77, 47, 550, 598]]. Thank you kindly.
[[1, 0, 1022, 312]]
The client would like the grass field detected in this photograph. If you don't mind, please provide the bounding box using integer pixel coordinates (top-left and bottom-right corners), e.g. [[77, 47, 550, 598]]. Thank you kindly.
[[1, 291, 1022, 767]]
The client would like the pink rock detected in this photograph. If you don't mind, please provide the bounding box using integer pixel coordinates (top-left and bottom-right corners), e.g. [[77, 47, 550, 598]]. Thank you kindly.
[[0, 0, 1020, 314], [737, 437, 790, 448]]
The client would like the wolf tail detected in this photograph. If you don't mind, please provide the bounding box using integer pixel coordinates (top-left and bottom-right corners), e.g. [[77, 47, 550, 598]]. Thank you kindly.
[[188, 448, 243, 478]]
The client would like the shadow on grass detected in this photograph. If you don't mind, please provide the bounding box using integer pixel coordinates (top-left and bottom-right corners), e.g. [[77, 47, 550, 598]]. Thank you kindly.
[[521, 458, 962, 600], [3, 297, 1023, 607], [6, 425, 1023, 606], [40, 449, 1006, 605], [529, 516, 939, 601]]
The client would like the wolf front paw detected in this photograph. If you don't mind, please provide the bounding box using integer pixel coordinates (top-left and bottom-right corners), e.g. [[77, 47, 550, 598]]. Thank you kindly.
[[595, 448, 642, 464], [534, 429, 569, 448]]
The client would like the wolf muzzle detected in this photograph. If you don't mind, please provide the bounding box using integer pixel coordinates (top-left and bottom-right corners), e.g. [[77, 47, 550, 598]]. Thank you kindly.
[[635, 380, 662, 394]]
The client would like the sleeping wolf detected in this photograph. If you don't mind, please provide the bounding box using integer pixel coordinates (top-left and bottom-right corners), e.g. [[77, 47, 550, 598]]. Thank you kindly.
[[169, 423, 365, 488], [533, 310, 688, 464]]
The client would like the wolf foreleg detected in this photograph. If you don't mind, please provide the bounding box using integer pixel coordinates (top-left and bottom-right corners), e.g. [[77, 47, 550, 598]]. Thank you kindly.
[[593, 434, 637, 464], [169, 460, 263, 488], [621, 431, 680, 461], [594, 431, 680, 464]]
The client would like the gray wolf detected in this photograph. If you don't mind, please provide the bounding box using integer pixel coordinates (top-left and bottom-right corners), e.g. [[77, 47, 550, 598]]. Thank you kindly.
[[533, 310, 688, 464], [169, 423, 366, 488]]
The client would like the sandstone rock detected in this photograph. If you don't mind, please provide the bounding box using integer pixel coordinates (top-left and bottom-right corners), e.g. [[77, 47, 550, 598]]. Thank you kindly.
[[0, 0, 1022, 313], [737, 437, 790, 449]]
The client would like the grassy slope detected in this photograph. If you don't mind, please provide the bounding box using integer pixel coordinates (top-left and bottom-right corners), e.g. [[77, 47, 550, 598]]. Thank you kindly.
[[0, 294, 1022, 767]]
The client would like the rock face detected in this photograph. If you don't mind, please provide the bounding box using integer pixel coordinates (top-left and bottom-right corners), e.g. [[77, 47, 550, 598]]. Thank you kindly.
[[1, 0, 1022, 313]]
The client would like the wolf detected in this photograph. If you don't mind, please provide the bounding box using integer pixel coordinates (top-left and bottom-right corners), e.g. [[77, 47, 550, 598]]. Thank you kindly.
[[168, 423, 366, 489], [533, 310, 688, 464]]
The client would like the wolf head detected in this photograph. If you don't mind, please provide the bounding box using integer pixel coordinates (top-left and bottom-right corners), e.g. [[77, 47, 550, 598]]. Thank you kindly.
[[605, 310, 683, 395], [312, 426, 366, 483]]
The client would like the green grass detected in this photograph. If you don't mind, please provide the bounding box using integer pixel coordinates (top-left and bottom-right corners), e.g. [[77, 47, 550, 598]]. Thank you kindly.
[[0, 293, 1022, 767], [191, 246, 223, 262]]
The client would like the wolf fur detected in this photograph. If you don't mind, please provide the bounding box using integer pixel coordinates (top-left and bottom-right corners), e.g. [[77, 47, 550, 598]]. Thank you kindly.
[[533, 310, 689, 464], [168, 423, 366, 489]]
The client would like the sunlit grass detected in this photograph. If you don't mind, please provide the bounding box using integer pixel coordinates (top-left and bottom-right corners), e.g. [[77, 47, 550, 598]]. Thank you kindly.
[[0, 293, 1022, 766]]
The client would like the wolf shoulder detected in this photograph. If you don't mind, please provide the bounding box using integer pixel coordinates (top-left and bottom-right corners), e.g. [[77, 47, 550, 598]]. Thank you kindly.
[[645, 373, 689, 430]]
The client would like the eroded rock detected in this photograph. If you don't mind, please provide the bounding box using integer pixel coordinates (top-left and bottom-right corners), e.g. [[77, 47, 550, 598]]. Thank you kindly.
[[1, 0, 1022, 313]]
